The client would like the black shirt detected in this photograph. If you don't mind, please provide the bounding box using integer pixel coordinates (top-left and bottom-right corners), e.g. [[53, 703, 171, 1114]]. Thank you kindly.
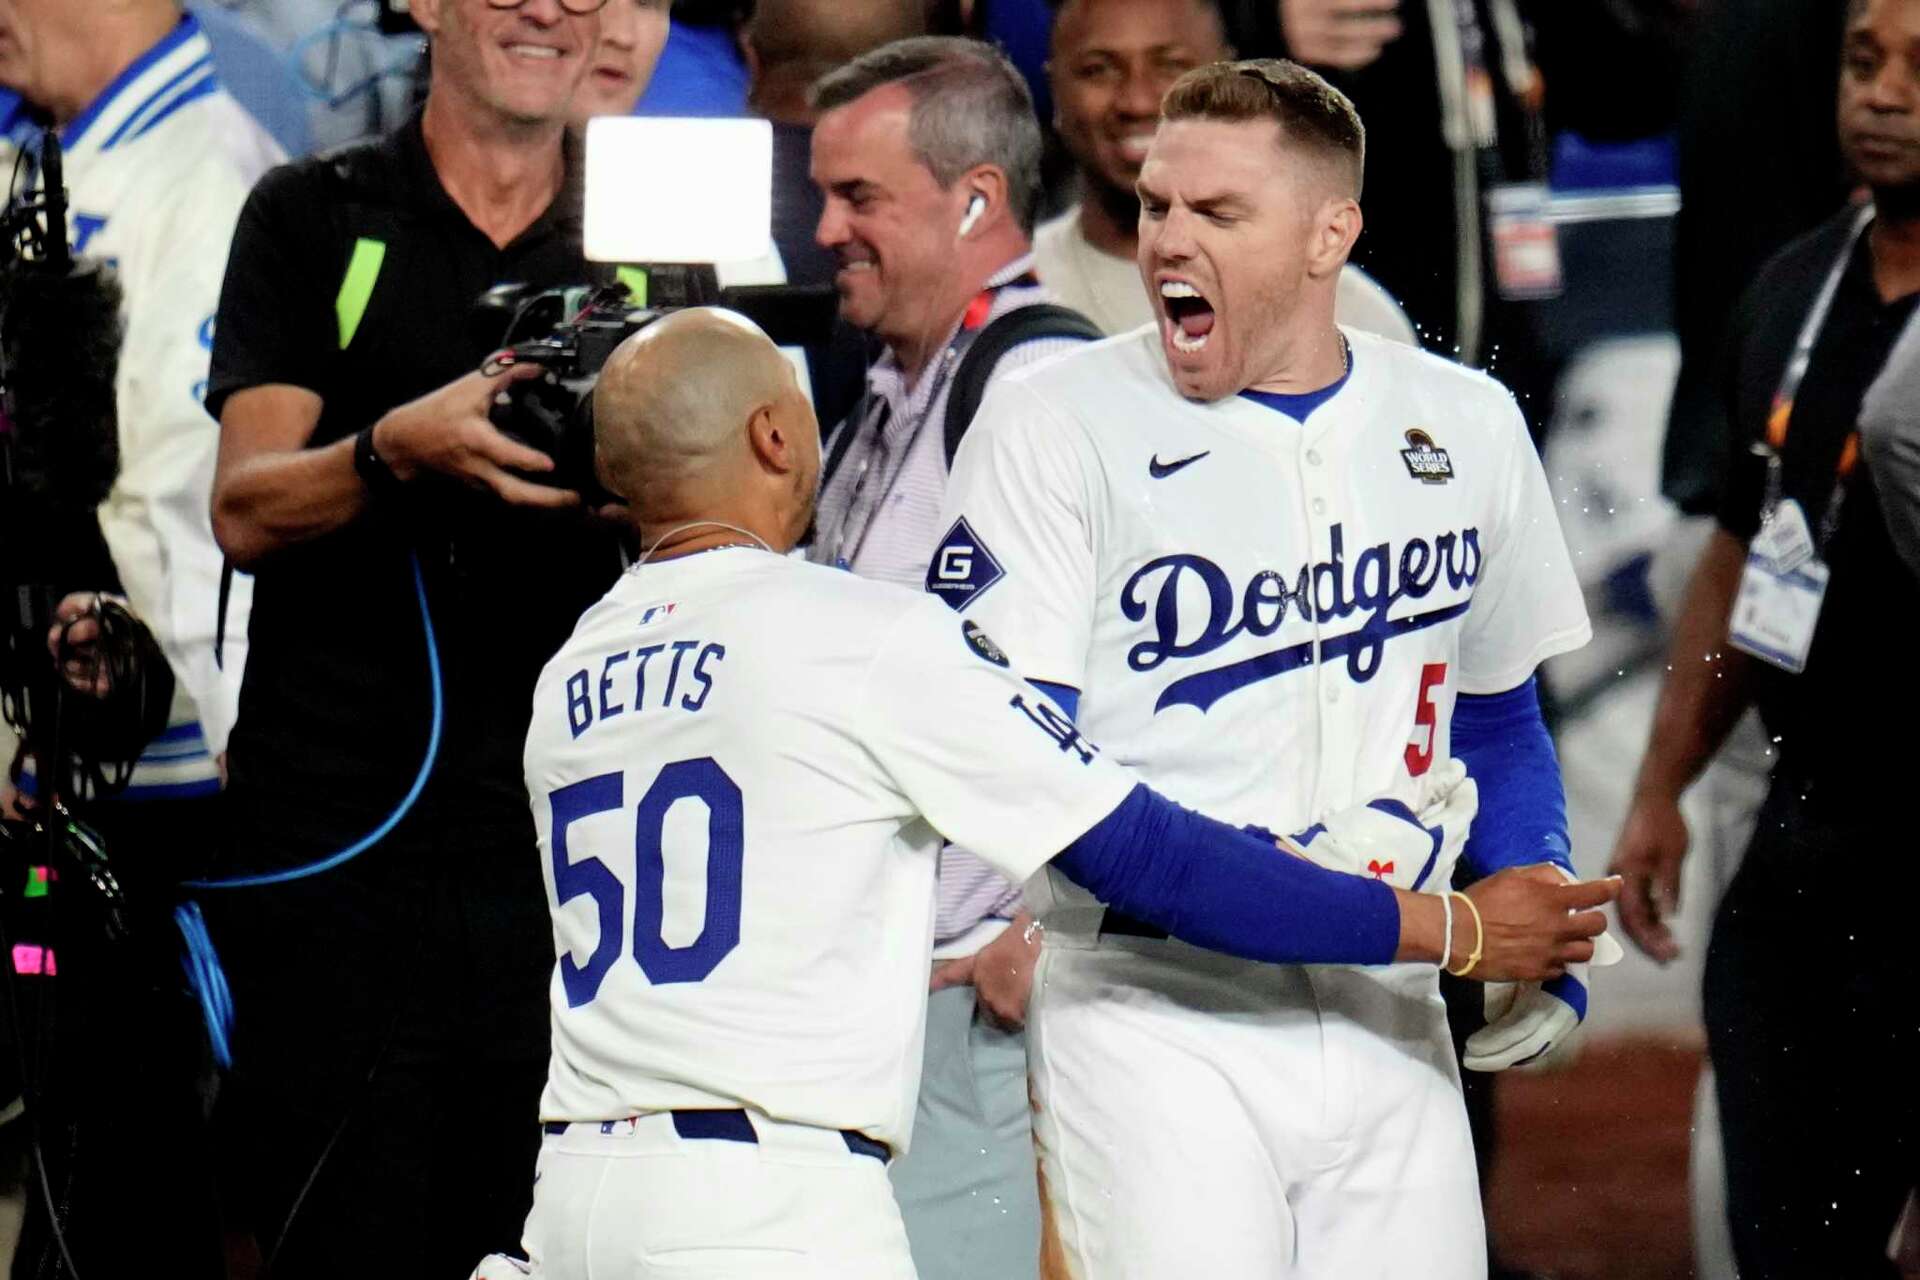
[[1234, 0, 1540, 363], [206, 112, 623, 876], [1716, 208, 1920, 804], [1660, 0, 1850, 514]]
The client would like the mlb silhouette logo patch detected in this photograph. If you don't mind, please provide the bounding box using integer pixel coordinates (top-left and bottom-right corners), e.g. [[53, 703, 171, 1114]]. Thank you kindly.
[[1400, 430, 1454, 484], [638, 602, 678, 627], [962, 620, 1010, 668]]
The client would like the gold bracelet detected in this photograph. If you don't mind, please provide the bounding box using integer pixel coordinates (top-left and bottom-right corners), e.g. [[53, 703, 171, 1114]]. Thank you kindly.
[[1445, 891, 1484, 978]]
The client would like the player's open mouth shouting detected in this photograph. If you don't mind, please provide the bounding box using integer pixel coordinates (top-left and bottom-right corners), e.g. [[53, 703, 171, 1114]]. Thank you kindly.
[[1156, 274, 1216, 354]]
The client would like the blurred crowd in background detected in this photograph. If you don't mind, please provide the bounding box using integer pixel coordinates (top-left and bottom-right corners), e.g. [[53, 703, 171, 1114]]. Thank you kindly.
[[2, 0, 1914, 1277]]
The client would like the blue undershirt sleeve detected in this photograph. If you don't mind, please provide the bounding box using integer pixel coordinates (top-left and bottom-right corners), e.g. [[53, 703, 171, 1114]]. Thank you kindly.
[[1052, 784, 1401, 965], [1452, 675, 1573, 880], [1032, 680, 1079, 721]]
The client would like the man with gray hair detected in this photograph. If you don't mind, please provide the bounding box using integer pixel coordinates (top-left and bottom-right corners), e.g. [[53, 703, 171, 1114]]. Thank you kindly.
[[803, 35, 1097, 1280]]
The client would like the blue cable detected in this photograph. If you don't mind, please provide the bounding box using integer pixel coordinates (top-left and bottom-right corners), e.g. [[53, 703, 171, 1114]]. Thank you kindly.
[[174, 552, 442, 1062], [174, 901, 233, 1069], [184, 552, 444, 890]]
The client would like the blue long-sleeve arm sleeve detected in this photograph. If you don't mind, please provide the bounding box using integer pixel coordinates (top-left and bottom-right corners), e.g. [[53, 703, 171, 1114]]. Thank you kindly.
[[1452, 675, 1573, 880], [1032, 681, 1078, 721], [1051, 784, 1401, 965]]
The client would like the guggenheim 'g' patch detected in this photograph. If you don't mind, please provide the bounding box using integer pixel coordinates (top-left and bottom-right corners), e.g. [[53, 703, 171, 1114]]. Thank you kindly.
[[1400, 430, 1454, 484], [962, 620, 1010, 667], [925, 516, 1005, 611]]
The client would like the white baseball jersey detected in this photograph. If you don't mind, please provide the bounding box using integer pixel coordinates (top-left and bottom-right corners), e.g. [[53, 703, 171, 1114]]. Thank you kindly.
[[935, 324, 1590, 922], [1, 16, 283, 780], [523, 548, 1133, 1151]]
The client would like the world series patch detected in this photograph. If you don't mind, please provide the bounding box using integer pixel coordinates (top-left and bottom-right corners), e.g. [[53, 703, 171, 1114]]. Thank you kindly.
[[1400, 430, 1454, 484]]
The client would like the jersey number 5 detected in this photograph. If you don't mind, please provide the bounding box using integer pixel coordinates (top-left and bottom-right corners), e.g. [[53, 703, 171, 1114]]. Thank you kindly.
[[547, 757, 745, 1008], [1405, 663, 1448, 777]]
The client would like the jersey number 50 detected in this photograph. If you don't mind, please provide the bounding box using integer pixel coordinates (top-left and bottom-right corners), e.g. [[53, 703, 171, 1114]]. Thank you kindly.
[[547, 758, 744, 1007]]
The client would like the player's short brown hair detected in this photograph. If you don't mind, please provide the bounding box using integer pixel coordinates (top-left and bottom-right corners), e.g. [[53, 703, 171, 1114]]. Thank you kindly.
[[1160, 59, 1365, 197]]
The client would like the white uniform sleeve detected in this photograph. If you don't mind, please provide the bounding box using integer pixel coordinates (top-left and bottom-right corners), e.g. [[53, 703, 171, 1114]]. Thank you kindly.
[[929, 377, 1097, 690], [856, 598, 1135, 885], [1456, 395, 1592, 694], [92, 161, 265, 754]]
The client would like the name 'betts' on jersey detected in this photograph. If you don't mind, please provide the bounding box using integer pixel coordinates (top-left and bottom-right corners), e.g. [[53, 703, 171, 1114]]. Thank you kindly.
[[933, 325, 1590, 921]]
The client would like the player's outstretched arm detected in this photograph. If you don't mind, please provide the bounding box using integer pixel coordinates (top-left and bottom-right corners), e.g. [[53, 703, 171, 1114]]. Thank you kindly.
[[1051, 786, 1617, 981]]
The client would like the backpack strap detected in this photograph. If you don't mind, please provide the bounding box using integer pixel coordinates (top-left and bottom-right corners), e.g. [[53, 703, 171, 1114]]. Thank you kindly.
[[942, 304, 1102, 468]]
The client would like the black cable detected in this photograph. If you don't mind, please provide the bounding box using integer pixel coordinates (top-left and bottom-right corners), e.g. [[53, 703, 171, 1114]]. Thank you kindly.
[[0, 620, 92, 1280], [258, 917, 430, 1279], [0, 605, 170, 1278]]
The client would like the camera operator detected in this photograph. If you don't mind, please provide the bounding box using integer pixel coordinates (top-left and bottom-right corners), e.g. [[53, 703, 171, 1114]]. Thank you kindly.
[[201, 0, 627, 1273]]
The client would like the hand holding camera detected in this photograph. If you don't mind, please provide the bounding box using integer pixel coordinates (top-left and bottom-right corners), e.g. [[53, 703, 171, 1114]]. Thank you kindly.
[[368, 362, 583, 510]]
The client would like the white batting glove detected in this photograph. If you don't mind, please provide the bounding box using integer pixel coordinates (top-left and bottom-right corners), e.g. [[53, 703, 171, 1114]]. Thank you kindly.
[[1464, 864, 1623, 1072], [1276, 759, 1477, 893]]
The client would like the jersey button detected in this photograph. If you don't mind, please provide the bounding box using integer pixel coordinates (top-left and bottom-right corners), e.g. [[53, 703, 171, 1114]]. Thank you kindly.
[[1306, 449, 1323, 466], [1325, 686, 1341, 704], [1311, 497, 1327, 515]]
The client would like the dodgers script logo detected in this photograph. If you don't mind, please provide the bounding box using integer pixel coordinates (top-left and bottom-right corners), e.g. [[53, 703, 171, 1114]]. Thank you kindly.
[[1121, 523, 1481, 714]]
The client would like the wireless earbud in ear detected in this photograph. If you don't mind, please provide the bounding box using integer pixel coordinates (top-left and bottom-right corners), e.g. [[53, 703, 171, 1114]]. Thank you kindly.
[[957, 194, 987, 239]]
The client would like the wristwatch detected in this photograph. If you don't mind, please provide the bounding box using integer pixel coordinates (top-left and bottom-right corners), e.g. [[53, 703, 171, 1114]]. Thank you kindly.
[[353, 424, 406, 499]]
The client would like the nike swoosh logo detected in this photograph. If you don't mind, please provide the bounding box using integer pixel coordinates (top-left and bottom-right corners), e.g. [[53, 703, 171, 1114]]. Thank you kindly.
[[1149, 451, 1211, 479]]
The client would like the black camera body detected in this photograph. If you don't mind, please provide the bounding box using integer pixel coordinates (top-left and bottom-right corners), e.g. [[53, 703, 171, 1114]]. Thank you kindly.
[[480, 269, 837, 501]]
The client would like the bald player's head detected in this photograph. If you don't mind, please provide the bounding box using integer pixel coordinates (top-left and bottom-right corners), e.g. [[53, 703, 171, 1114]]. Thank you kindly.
[[593, 308, 822, 550], [746, 0, 926, 124]]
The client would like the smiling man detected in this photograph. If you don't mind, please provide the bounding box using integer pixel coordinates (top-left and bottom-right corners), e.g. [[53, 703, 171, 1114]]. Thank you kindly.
[[936, 59, 1597, 1275], [200, 0, 629, 1275], [802, 37, 1104, 1280]]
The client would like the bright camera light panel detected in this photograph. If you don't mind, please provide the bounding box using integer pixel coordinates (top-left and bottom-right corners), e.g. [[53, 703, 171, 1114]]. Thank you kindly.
[[585, 117, 772, 264]]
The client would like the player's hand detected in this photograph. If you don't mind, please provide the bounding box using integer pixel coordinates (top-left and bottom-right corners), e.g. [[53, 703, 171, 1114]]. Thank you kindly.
[[1279, 0, 1403, 71], [369, 364, 581, 510], [1456, 866, 1619, 983], [929, 954, 976, 994], [45, 591, 122, 698], [1606, 790, 1690, 964], [1278, 759, 1475, 893], [1464, 865, 1622, 1072], [971, 911, 1042, 1030]]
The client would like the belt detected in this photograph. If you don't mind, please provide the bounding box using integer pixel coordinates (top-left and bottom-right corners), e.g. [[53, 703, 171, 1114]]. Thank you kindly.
[[1099, 909, 1169, 941], [542, 1108, 890, 1163]]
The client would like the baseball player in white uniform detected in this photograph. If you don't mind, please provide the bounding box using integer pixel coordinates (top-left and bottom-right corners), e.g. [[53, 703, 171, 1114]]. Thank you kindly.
[[500, 309, 1614, 1278], [934, 61, 1605, 1276], [0, 6, 282, 788]]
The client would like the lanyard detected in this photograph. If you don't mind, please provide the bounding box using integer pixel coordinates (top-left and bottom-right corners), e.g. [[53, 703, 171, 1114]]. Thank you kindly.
[[815, 273, 1036, 569], [1432, 0, 1539, 160], [1760, 204, 1875, 553]]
